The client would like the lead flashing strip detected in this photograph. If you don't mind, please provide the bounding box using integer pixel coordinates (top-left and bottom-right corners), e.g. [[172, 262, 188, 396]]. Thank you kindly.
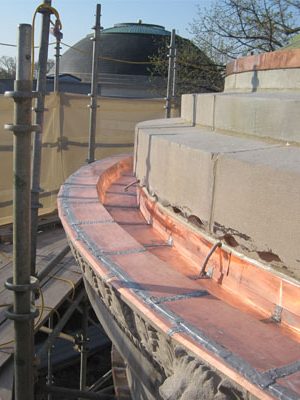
[[150, 290, 210, 304], [71, 219, 114, 226], [268, 383, 300, 400], [264, 360, 300, 382]]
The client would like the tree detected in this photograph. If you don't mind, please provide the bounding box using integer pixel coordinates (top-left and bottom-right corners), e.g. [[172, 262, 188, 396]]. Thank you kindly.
[[190, 0, 300, 64], [0, 56, 55, 79], [0, 56, 16, 79], [33, 59, 55, 79], [149, 36, 224, 101]]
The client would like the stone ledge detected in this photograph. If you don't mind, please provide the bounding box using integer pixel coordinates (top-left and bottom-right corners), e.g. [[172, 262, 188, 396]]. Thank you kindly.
[[134, 121, 300, 278], [181, 92, 300, 143]]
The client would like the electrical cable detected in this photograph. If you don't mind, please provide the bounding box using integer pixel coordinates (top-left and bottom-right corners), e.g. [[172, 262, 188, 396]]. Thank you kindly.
[[60, 41, 152, 64], [0, 42, 16, 48], [59, 40, 225, 70], [0, 42, 40, 48], [47, 275, 76, 300], [31, 2, 62, 79], [0, 270, 76, 348], [1, 27, 225, 71], [0, 338, 14, 348], [36, 305, 61, 320], [34, 286, 45, 327], [0, 287, 45, 348]]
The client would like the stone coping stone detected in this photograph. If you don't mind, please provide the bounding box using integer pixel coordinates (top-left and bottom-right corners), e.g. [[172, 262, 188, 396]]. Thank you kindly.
[[181, 92, 300, 143], [134, 119, 300, 278]]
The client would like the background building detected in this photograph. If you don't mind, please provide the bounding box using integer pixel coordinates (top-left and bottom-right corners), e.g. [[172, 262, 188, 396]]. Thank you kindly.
[[51, 21, 222, 98]]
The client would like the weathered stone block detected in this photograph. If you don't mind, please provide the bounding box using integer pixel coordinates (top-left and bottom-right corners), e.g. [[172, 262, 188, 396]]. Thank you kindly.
[[213, 146, 300, 276], [214, 92, 300, 143], [134, 122, 278, 230], [181, 92, 300, 144]]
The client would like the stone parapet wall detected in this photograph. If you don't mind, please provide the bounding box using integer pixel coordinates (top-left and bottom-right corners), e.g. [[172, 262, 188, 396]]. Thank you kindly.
[[225, 49, 300, 92], [225, 69, 300, 92]]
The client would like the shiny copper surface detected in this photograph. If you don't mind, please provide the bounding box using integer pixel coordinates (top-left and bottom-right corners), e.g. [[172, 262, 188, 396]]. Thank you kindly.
[[58, 155, 300, 400]]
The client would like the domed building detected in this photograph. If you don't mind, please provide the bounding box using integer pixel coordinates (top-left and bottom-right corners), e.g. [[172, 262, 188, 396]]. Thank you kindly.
[[56, 21, 222, 98], [58, 21, 170, 97]]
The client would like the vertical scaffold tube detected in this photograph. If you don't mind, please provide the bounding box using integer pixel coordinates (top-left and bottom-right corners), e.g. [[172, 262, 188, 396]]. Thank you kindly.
[[165, 29, 176, 118], [4, 23, 39, 400], [87, 3, 101, 164]]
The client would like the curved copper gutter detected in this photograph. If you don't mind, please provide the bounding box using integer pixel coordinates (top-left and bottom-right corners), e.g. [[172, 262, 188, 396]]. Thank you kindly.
[[58, 154, 300, 400]]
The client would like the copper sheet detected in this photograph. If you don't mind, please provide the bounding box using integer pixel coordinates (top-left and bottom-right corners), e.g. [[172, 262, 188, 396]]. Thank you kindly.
[[226, 49, 300, 76], [58, 154, 300, 400]]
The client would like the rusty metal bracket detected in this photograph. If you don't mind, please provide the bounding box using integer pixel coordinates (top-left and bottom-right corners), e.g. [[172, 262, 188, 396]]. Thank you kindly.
[[272, 305, 283, 323], [124, 179, 140, 192]]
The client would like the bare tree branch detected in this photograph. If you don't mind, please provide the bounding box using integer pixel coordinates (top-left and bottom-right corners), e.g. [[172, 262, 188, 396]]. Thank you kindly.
[[149, 37, 224, 101], [0, 56, 16, 79], [0, 57, 55, 79], [190, 0, 300, 63]]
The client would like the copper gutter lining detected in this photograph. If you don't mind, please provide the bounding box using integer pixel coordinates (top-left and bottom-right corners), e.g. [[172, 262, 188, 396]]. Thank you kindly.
[[58, 154, 300, 400], [226, 49, 300, 76], [138, 188, 300, 339]]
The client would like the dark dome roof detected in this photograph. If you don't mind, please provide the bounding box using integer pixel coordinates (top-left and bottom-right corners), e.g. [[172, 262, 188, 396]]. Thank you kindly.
[[59, 22, 171, 78]]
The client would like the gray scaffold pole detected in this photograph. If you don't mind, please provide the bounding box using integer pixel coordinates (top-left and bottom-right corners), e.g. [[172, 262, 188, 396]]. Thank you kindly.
[[172, 48, 177, 99], [31, 0, 52, 275], [53, 22, 63, 92], [165, 29, 176, 118], [47, 315, 54, 400], [4, 24, 40, 400], [87, 3, 101, 164], [79, 296, 89, 393]]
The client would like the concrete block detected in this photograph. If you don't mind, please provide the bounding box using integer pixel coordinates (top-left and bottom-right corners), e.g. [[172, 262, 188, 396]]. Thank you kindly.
[[134, 118, 191, 174], [181, 94, 216, 128], [135, 126, 216, 225], [213, 147, 300, 276], [181, 94, 195, 122], [214, 92, 300, 143], [194, 94, 216, 128], [135, 124, 276, 228], [136, 118, 189, 130]]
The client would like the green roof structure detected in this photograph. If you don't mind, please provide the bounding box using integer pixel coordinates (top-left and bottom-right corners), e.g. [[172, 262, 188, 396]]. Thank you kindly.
[[102, 22, 170, 36]]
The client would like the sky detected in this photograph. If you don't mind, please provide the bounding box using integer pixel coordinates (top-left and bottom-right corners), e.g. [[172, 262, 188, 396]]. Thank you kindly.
[[0, 0, 211, 60]]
